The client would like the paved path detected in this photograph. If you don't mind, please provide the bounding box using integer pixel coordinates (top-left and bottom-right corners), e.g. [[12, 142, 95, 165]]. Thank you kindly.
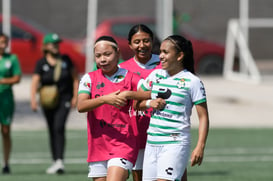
[[11, 75, 273, 130]]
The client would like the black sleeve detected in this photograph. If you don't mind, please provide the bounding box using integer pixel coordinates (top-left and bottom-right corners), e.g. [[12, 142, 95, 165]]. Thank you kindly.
[[33, 58, 44, 75]]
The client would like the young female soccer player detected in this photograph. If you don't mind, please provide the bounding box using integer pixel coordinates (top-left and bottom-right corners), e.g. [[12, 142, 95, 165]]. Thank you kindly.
[[138, 35, 209, 181], [119, 24, 160, 181], [77, 36, 150, 181]]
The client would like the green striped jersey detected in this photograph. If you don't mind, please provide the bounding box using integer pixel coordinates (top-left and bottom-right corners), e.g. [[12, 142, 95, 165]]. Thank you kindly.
[[141, 69, 206, 145]]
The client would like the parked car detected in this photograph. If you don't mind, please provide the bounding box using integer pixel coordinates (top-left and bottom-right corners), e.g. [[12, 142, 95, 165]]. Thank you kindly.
[[95, 16, 225, 74], [0, 15, 86, 74]]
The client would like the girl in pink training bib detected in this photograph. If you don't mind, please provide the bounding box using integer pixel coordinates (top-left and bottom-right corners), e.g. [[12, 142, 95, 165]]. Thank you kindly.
[[119, 24, 161, 181], [77, 36, 150, 181]]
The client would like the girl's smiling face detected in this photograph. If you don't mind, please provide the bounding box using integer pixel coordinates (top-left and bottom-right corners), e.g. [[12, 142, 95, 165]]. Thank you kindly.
[[129, 31, 153, 63], [159, 40, 184, 76]]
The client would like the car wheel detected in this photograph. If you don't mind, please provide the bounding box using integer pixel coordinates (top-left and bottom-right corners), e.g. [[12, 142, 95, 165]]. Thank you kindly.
[[197, 55, 223, 75]]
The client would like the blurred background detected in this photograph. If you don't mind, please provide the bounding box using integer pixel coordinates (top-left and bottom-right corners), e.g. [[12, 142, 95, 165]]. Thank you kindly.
[[1, 0, 273, 74]]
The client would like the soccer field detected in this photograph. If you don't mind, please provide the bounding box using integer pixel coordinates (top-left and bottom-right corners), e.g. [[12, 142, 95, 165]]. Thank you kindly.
[[0, 128, 272, 181]]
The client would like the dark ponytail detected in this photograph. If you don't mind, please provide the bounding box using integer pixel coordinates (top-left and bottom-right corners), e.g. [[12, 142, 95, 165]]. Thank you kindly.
[[165, 35, 195, 74]]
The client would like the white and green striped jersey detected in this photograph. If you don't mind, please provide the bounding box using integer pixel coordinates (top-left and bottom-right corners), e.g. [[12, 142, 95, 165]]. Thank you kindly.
[[141, 69, 207, 145]]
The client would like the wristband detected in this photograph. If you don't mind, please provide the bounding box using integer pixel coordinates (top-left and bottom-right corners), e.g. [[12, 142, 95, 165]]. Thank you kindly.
[[146, 99, 151, 108]]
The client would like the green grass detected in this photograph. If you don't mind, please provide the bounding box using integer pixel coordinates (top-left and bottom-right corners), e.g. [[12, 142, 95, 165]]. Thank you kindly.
[[0, 128, 273, 181]]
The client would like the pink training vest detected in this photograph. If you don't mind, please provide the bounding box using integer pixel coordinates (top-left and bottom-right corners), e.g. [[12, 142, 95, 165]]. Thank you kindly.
[[120, 57, 161, 149], [86, 69, 139, 164]]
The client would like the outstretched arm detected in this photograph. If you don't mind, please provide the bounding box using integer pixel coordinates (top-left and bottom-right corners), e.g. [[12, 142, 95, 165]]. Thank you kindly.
[[118, 90, 151, 101], [190, 102, 209, 167]]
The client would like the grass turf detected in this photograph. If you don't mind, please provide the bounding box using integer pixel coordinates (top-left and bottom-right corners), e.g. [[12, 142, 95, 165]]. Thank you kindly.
[[0, 128, 272, 181]]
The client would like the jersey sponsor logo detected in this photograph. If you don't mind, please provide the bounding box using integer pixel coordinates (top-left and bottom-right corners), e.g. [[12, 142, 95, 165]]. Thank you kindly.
[[171, 133, 180, 140], [120, 158, 127, 165], [165, 167, 174, 175], [157, 88, 172, 99], [154, 110, 173, 118], [99, 120, 126, 128]]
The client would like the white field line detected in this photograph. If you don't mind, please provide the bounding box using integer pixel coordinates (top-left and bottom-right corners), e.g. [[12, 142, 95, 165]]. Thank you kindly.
[[9, 148, 273, 164], [205, 155, 273, 162], [10, 158, 86, 164], [206, 147, 273, 155], [10, 155, 273, 165]]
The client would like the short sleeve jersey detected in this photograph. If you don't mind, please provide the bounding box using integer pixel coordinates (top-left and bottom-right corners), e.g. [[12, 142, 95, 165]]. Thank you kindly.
[[34, 55, 74, 98], [141, 69, 207, 145], [0, 53, 21, 92]]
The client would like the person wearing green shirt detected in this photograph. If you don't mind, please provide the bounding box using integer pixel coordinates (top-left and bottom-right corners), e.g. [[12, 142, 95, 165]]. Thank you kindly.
[[0, 33, 22, 174]]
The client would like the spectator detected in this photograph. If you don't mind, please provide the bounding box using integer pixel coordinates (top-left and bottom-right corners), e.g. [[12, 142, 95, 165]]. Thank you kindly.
[[30, 33, 79, 174]]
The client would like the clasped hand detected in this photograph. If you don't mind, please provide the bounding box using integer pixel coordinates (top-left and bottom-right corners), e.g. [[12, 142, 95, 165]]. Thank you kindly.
[[150, 98, 166, 110], [105, 90, 129, 109]]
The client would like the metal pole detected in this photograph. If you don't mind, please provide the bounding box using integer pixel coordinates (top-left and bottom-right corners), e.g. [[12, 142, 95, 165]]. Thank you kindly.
[[155, 0, 163, 40], [239, 0, 249, 74], [240, 0, 249, 44], [156, 0, 173, 41], [2, 0, 11, 52], [85, 0, 97, 72]]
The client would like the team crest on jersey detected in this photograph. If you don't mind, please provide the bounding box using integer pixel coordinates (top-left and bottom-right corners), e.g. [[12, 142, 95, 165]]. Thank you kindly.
[[96, 82, 105, 89], [5, 61, 11, 69], [177, 78, 186, 88], [42, 64, 50, 72]]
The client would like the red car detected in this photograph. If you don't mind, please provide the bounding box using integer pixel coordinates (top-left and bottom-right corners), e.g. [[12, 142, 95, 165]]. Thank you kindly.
[[95, 17, 225, 74], [0, 15, 86, 74]]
